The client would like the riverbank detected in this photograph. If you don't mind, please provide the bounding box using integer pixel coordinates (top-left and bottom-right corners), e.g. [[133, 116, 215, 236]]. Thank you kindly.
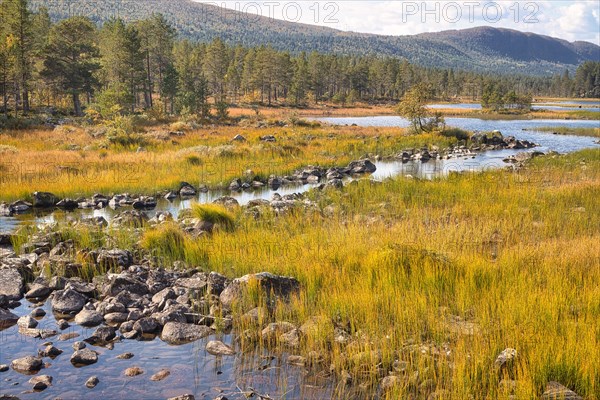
[[1, 149, 599, 399]]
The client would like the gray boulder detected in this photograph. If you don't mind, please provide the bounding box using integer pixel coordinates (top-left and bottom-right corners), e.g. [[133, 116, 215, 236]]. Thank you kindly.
[[0, 268, 23, 300], [74, 309, 103, 327], [51, 289, 87, 314], [161, 322, 211, 345]]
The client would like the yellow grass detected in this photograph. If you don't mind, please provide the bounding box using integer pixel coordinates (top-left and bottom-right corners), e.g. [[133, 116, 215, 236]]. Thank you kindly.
[[0, 124, 456, 201], [16, 148, 599, 398]]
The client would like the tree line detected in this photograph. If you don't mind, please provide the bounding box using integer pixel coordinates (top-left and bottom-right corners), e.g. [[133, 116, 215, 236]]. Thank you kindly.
[[1, 1, 598, 119]]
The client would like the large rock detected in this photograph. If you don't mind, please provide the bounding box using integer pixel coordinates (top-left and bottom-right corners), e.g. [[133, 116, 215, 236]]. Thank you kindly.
[[51, 289, 87, 314], [74, 309, 103, 327], [11, 356, 43, 373], [0, 308, 18, 330], [105, 274, 148, 296], [0, 267, 24, 300], [161, 322, 212, 345], [32, 192, 58, 208], [220, 272, 300, 308]]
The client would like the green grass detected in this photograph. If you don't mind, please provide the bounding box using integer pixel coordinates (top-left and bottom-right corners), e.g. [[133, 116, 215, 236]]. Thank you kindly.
[[191, 203, 236, 231]]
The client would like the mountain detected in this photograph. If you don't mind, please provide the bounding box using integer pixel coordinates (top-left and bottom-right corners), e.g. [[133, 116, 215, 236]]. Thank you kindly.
[[31, 0, 600, 76]]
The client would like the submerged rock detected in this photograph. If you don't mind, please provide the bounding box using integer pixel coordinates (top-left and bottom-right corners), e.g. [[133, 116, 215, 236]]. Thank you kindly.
[[150, 369, 171, 381], [206, 340, 236, 356], [124, 367, 144, 377]]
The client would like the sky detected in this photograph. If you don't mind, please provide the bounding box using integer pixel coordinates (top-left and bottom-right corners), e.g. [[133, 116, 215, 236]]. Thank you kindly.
[[195, 1, 600, 44]]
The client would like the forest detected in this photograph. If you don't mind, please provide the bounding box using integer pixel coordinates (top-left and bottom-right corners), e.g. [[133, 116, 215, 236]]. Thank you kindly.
[[1, 0, 599, 119]]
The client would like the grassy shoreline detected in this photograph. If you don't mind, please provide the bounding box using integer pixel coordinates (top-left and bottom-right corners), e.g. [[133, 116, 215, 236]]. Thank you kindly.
[[0, 124, 457, 202]]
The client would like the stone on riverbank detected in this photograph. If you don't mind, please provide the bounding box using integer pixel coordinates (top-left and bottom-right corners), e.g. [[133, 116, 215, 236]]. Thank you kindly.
[[0, 268, 24, 301], [32, 192, 58, 208], [51, 288, 86, 314], [0, 308, 18, 330]]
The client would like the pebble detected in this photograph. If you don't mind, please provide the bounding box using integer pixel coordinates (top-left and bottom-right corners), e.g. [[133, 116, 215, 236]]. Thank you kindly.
[[150, 369, 170, 381], [85, 376, 99, 388], [124, 367, 144, 377]]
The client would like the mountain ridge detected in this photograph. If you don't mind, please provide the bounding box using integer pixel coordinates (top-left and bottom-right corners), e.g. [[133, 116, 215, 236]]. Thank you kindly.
[[31, 0, 600, 75]]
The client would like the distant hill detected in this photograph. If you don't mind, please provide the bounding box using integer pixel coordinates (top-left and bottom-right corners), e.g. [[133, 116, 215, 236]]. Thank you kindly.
[[31, 0, 600, 76]]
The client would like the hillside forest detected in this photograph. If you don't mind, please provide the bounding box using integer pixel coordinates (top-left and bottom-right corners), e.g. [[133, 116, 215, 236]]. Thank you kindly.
[[1, 1, 599, 119]]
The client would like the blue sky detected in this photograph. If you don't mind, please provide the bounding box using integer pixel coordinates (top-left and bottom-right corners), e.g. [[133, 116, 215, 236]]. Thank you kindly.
[[196, 1, 600, 44]]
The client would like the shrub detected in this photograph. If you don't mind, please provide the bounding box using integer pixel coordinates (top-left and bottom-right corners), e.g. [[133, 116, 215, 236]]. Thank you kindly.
[[441, 128, 470, 141], [191, 204, 235, 231], [105, 115, 147, 149]]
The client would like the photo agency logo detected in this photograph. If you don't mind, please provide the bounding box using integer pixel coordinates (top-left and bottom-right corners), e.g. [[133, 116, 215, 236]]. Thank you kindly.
[[398, 1, 541, 24], [199, 1, 341, 24], [197, 1, 541, 26]]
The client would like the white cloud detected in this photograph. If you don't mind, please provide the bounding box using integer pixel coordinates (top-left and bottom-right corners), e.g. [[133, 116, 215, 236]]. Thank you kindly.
[[195, 0, 600, 44]]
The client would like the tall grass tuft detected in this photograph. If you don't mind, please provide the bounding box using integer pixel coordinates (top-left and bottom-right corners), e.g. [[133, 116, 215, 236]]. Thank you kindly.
[[191, 203, 236, 232]]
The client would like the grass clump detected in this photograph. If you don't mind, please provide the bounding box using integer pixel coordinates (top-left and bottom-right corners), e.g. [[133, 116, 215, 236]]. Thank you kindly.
[[140, 223, 187, 263], [191, 203, 236, 231]]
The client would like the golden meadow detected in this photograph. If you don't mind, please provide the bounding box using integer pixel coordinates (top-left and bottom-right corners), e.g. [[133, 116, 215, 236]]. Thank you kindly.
[[2, 117, 600, 398]]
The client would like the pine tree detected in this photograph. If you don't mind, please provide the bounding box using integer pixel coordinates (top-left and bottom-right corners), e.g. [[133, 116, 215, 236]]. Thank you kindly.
[[2, 0, 33, 114], [41, 16, 100, 116]]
